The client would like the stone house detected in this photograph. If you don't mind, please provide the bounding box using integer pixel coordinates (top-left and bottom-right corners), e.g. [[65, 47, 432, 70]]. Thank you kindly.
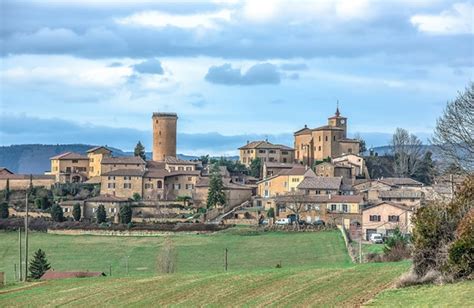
[[362, 201, 413, 240], [238, 140, 295, 167], [296, 176, 342, 195], [48, 152, 90, 183]]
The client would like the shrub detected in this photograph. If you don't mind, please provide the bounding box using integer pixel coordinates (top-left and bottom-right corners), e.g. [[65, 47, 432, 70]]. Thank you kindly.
[[383, 228, 411, 262], [50, 204, 64, 222], [0, 202, 9, 219], [132, 193, 141, 202], [448, 209, 474, 278]]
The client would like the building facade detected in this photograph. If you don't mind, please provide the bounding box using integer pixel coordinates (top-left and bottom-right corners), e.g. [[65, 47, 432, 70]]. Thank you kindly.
[[294, 108, 360, 166], [239, 140, 295, 167]]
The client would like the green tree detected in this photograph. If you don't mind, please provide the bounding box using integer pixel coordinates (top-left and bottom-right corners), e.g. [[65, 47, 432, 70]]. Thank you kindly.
[[249, 158, 262, 178], [206, 165, 226, 209], [29, 249, 51, 279], [132, 193, 142, 202], [119, 204, 133, 224], [96, 204, 107, 223], [134, 141, 146, 160], [199, 155, 210, 165], [414, 151, 436, 185], [353, 133, 367, 154], [72, 203, 81, 221], [35, 196, 51, 210], [50, 204, 64, 222], [0, 202, 9, 219]]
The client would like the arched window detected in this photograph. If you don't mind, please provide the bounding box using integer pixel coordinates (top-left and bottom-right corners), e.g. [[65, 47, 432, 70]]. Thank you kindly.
[[157, 180, 163, 188]]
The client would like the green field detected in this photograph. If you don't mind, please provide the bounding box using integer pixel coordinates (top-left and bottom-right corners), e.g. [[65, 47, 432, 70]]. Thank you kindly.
[[367, 280, 474, 307], [1, 263, 409, 307], [0, 229, 351, 281]]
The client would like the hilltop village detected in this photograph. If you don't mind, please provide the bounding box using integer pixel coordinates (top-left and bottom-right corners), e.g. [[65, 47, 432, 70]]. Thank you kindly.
[[0, 108, 460, 239]]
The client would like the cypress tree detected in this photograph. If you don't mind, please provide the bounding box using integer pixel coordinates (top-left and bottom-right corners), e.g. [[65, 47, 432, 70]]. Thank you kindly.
[[5, 178, 10, 201], [96, 204, 107, 223], [206, 165, 226, 209], [134, 141, 146, 160], [72, 203, 81, 221], [119, 204, 133, 224], [0, 202, 9, 219], [29, 249, 51, 279]]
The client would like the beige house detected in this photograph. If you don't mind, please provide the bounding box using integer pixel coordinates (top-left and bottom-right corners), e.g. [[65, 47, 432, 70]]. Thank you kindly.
[[362, 201, 413, 239], [257, 166, 316, 198], [239, 140, 294, 167], [49, 152, 90, 183], [314, 162, 352, 180], [294, 108, 360, 166], [87, 146, 112, 178], [100, 169, 145, 199], [164, 156, 198, 172], [332, 153, 368, 178]]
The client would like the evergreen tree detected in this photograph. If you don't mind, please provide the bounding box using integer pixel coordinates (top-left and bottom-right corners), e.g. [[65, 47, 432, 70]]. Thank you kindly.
[[29, 249, 51, 279], [119, 204, 133, 224], [96, 204, 107, 223], [206, 165, 226, 209], [0, 202, 9, 219], [249, 158, 262, 178], [414, 151, 436, 185], [50, 204, 64, 222], [5, 178, 10, 201], [134, 141, 146, 160], [72, 203, 81, 221], [132, 193, 142, 201]]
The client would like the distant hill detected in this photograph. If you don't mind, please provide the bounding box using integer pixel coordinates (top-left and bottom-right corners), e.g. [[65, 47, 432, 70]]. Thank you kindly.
[[0, 144, 237, 174], [366, 145, 440, 158]]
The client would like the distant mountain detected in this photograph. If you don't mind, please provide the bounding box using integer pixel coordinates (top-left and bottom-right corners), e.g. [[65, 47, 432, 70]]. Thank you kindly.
[[366, 145, 441, 159], [0, 144, 237, 174]]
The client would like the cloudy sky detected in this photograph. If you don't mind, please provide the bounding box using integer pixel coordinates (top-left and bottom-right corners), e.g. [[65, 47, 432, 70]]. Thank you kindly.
[[1, 0, 472, 155]]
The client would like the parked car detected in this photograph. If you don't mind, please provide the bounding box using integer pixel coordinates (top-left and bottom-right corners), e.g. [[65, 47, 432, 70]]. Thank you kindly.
[[298, 220, 310, 225], [369, 233, 384, 244], [275, 218, 290, 225]]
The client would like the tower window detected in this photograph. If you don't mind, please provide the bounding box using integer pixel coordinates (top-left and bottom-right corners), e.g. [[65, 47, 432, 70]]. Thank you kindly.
[[159, 131, 161, 136], [333, 136, 336, 141], [325, 136, 328, 141]]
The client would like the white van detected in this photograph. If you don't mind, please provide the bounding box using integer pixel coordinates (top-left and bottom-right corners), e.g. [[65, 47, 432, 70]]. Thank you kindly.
[[275, 218, 290, 225], [369, 233, 383, 244]]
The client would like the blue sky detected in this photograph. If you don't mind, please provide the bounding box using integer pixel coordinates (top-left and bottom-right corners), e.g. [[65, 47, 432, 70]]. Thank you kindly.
[[0, 0, 472, 155]]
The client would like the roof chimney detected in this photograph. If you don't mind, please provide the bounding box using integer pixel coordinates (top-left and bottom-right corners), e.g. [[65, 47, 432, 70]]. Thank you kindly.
[[247, 140, 249, 144], [304, 124, 307, 128]]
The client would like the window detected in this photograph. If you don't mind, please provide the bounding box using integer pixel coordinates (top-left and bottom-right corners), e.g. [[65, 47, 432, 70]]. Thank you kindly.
[[282, 151, 288, 155], [145, 183, 154, 189], [342, 204, 348, 213], [331, 204, 337, 211], [124, 176, 131, 180], [264, 190, 269, 197], [123, 183, 132, 189], [319, 136, 321, 141], [72, 160, 78, 163], [369, 215, 381, 222], [348, 148, 352, 153], [157, 180, 163, 188], [333, 136, 336, 141], [109, 208, 117, 213], [90, 166, 94, 172], [170, 167, 175, 171], [107, 183, 115, 189], [388, 215, 399, 222], [318, 146, 322, 151], [174, 184, 181, 190], [186, 167, 192, 171], [186, 184, 194, 190], [325, 136, 328, 141], [259, 149, 266, 154], [178, 167, 184, 171], [269, 150, 276, 154], [188, 177, 192, 181], [242, 158, 247, 163]]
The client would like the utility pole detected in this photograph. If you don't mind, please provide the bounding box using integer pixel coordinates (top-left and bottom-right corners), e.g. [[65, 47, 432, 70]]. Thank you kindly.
[[24, 191, 29, 282], [224, 248, 228, 272], [18, 227, 22, 282], [359, 228, 362, 263], [126, 256, 129, 276]]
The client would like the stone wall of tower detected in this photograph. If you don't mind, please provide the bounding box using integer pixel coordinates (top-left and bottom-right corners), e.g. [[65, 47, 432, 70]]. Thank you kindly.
[[152, 112, 177, 161]]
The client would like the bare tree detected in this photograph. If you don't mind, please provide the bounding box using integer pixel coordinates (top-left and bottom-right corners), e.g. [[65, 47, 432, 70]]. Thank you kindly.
[[277, 193, 308, 230], [391, 128, 423, 178], [157, 238, 177, 274], [432, 83, 474, 172]]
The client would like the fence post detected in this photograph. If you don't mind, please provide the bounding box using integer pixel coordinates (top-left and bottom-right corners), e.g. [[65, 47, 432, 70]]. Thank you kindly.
[[224, 248, 228, 272]]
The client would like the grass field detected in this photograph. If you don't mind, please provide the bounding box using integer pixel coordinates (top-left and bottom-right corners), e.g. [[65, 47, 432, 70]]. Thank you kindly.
[[0, 263, 410, 307], [0, 228, 351, 281], [366, 279, 474, 307]]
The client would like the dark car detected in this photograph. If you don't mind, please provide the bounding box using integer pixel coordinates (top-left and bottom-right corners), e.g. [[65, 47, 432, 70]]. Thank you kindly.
[[312, 220, 326, 226]]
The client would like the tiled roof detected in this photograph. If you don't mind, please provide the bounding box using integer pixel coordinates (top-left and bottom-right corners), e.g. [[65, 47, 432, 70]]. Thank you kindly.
[[101, 156, 146, 165], [297, 176, 342, 190], [101, 169, 146, 176], [166, 170, 201, 177], [362, 201, 413, 212], [41, 270, 105, 280], [378, 177, 423, 187], [379, 189, 422, 199], [86, 146, 112, 153], [86, 194, 129, 202], [0, 167, 14, 174], [338, 138, 360, 143], [275, 194, 363, 204], [146, 160, 166, 169], [239, 140, 294, 150], [50, 152, 88, 160], [84, 176, 101, 184], [195, 177, 252, 190], [313, 125, 344, 131], [277, 166, 310, 176], [144, 169, 169, 178], [294, 127, 312, 136], [264, 162, 301, 169], [165, 156, 199, 165]]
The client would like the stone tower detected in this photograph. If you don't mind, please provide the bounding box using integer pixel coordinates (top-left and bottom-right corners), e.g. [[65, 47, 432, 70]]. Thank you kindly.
[[152, 112, 178, 161]]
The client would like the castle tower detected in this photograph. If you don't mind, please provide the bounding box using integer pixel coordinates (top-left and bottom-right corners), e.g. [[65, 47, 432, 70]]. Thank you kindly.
[[152, 112, 178, 161]]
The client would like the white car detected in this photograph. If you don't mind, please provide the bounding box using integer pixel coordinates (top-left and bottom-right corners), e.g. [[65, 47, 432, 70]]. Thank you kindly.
[[369, 233, 384, 244], [275, 218, 290, 225]]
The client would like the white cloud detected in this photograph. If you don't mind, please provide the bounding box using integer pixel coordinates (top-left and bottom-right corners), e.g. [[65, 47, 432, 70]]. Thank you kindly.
[[116, 9, 233, 29], [410, 2, 473, 35]]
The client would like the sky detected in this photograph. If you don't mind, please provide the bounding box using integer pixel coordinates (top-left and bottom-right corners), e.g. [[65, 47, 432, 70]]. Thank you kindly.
[[0, 0, 472, 156]]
